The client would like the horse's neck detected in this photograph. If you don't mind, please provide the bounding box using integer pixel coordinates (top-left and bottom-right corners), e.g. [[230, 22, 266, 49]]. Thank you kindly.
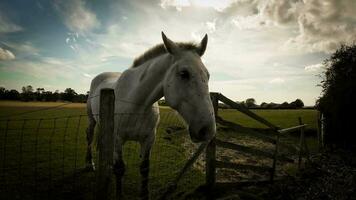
[[116, 54, 171, 110]]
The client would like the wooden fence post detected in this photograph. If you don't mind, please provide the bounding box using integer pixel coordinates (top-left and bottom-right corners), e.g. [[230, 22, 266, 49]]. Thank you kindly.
[[210, 92, 219, 117], [270, 134, 279, 182], [206, 139, 216, 189], [206, 93, 219, 189], [298, 117, 305, 169], [320, 113, 325, 148], [96, 89, 115, 200]]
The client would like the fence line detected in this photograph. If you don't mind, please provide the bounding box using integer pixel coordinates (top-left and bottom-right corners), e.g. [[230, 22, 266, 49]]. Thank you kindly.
[[1, 91, 314, 199], [205, 92, 310, 191], [0, 97, 195, 200]]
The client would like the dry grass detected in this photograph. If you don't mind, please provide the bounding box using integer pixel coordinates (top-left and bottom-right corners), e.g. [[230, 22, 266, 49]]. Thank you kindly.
[[0, 100, 86, 108]]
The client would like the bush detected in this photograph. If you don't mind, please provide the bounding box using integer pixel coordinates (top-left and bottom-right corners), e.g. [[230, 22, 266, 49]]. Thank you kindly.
[[317, 44, 356, 150]]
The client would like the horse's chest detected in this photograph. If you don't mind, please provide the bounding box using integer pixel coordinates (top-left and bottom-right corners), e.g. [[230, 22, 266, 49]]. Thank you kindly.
[[115, 112, 159, 141]]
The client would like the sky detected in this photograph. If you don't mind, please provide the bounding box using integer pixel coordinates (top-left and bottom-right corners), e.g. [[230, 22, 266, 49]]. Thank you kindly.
[[0, 0, 355, 106]]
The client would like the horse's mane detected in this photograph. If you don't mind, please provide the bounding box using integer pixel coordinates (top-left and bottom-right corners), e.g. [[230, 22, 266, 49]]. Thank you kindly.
[[131, 42, 199, 68]]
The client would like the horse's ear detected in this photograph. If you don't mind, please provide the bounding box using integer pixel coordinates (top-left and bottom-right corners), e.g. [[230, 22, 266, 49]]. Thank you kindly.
[[197, 34, 208, 56], [162, 32, 179, 55]]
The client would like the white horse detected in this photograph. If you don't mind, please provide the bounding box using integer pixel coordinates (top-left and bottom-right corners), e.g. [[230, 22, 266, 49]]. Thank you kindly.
[[85, 32, 216, 199]]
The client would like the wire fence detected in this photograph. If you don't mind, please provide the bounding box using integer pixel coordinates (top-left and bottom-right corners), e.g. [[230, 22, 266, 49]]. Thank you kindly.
[[0, 94, 318, 199], [0, 110, 206, 200]]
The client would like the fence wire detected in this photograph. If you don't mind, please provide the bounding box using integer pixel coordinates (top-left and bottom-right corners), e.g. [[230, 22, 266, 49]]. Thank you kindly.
[[0, 110, 206, 200]]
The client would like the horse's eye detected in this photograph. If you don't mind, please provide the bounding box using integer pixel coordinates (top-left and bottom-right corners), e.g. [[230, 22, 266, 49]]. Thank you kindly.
[[179, 70, 190, 80]]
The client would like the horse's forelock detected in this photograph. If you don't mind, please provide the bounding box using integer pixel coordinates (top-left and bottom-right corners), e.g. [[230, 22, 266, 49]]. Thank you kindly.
[[131, 42, 199, 68]]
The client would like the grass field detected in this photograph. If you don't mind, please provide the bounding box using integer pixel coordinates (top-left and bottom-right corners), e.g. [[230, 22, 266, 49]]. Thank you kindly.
[[0, 101, 319, 199]]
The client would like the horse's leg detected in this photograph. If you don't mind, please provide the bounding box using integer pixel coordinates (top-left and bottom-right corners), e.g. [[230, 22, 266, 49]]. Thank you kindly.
[[140, 135, 155, 200], [85, 104, 96, 170], [113, 140, 125, 199]]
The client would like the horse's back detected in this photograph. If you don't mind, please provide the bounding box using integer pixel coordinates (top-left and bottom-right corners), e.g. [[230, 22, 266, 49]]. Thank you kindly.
[[88, 72, 121, 120], [89, 72, 121, 91]]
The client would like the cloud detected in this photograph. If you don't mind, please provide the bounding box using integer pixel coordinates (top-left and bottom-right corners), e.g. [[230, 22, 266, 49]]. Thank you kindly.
[[1, 0, 330, 105], [54, 0, 99, 33], [206, 19, 216, 33], [304, 63, 323, 72], [231, 14, 264, 30], [295, 0, 356, 52], [269, 77, 285, 84], [160, 0, 190, 11], [0, 47, 15, 60], [263, 0, 300, 24], [220, 0, 259, 16], [0, 56, 94, 94], [5, 42, 40, 56], [0, 12, 23, 33], [262, 0, 356, 53], [0, 56, 94, 83], [160, 0, 237, 11], [82, 73, 92, 78]]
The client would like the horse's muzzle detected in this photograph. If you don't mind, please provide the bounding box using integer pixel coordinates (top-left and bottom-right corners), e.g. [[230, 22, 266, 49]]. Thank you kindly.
[[188, 124, 214, 143]]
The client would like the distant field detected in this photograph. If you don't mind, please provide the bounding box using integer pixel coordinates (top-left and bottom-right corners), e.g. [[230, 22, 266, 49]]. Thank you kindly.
[[219, 108, 318, 132], [0, 101, 319, 199], [0, 100, 86, 108], [0, 101, 318, 129]]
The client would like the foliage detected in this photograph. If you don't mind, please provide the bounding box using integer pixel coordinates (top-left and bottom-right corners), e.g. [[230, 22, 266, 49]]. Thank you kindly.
[[290, 99, 304, 108], [0, 87, 20, 100], [317, 44, 356, 149], [219, 99, 305, 109], [21, 85, 34, 101], [245, 98, 256, 108], [62, 88, 77, 102], [0, 86, 88, 103]]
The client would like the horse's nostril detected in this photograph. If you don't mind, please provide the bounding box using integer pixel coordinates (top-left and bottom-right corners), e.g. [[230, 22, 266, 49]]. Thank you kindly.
[[198, 126, 208, 139]]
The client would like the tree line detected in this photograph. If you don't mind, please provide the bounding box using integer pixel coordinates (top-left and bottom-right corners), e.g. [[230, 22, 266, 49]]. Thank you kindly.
[[1, 85, 306, 109], [220, 98, 305, 109], [159, 98, 305, 109], [0, 85, 88, 103]]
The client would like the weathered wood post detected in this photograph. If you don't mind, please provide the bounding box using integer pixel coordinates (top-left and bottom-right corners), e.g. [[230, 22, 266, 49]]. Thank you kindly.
[[270, 134, 279, 182], [96, 89, 115, 200], [206, 93, 219, 189], [316, 111, 322, 151], [298, 117, 305, 169], [320, 113, 325, 149]]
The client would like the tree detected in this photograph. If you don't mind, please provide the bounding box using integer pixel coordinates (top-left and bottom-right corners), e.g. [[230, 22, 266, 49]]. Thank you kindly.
[[42, 91, 53, 101], [317, 44, 356, 150], [62, 88, 77, 102], [0, 87, 5, 99], [280, 102, 290, 109], [290, 99, 304, 109], [237, 101, 246, 107], [52, 90, 60, 101], [260, 102, 268, 108], [6, 90, 20, 100], [21, 85, 34, 101], [245, 98, 256, 108], [36, 88, 45, 101], [22, 85, 33, 93]]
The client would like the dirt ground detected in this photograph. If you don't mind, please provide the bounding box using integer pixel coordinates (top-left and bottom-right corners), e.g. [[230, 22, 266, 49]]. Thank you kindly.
[[188, 150, 356, 200], [262, 151, 356, 200]]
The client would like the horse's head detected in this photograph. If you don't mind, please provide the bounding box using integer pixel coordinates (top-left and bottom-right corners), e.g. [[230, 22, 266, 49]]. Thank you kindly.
[[162, 32, 216, 143]]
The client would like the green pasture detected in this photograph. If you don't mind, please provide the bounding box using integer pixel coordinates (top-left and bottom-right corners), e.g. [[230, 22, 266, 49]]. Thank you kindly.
[[219, 108, 318, 132], [0, 101, 319, 199]]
